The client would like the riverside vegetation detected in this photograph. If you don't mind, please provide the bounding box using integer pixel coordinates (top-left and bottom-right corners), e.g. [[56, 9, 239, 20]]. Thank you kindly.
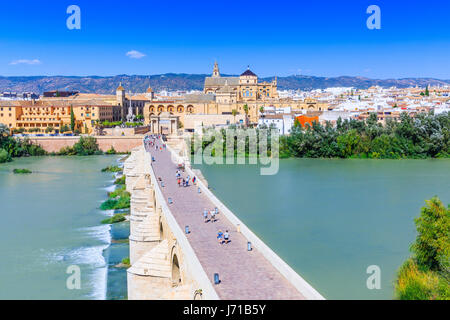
[[1, 123, 125, 163], [395, 197, 450, 300], [12, 168, 32, 174], [193, 112, 449, 159], [100, 164, 130, 223]]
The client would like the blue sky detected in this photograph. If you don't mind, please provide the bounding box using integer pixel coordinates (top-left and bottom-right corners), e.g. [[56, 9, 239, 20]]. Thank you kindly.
[[0, 0, 449, 78]]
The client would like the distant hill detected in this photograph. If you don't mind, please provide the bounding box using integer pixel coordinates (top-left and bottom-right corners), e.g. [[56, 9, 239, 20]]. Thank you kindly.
[[0, 74, 449, 94]]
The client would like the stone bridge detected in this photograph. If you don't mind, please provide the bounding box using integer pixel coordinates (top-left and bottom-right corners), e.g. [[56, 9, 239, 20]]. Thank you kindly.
[[125, 137, 324, 300]]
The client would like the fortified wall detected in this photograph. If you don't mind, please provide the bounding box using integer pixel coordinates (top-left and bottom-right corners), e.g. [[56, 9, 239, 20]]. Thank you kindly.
[[27, 136, 145, 153]]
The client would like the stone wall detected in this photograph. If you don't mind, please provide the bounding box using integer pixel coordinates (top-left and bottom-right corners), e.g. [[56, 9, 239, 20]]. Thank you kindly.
[[27, 136, 145, 153]]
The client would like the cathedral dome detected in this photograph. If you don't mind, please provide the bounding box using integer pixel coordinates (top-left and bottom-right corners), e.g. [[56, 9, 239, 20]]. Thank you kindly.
[[240, 68, 257, 77]]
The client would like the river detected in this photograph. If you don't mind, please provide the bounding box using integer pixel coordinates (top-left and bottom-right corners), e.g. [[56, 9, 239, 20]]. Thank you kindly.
[[0, 156, 129, 300], [194, 158, 450, 299]]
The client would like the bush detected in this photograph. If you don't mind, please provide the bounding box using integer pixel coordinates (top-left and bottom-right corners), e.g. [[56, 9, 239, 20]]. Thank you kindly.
[[395, 197, 450, 300], [114, 176, 126, 185], [101, 214, 126, 225], [106, 146, 117, 155], [100, 191, 130, 210], [13, 168, 32, 174], [121, 257, 131, 267], [73, 136, 102, 156], [0, 148, 11, 163], [395, 259, 449, 300], [101, 165, 122, 173]]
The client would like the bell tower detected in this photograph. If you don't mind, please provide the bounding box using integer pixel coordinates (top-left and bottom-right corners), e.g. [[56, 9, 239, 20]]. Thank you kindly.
[[212, 61, 220, 78]]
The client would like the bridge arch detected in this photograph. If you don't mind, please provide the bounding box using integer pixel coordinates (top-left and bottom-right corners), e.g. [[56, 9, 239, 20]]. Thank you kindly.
[[171, 247, 182, 286]]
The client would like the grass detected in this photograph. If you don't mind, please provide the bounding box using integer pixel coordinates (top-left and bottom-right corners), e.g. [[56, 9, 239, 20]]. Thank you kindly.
[[395, 259, 450, 300], [114, 176, 126, 185], [100, 188, 131, 210], [101, 214, 126, 225], [121, 257, 131, 267], [101, 165, 122, 173], [13, 168, 32, 174]]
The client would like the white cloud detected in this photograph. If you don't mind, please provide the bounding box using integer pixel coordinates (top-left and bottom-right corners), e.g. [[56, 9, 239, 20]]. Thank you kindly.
[[126, 50, 146, 59], [9, 59, 42, 65]]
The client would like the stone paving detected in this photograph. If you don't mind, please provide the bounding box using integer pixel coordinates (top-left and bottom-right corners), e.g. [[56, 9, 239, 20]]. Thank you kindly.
[[147, 141, 305, 300]]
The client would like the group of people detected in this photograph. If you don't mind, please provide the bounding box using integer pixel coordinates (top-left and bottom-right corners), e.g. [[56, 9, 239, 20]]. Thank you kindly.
[[176, 170, 196, 188], [144, 135, 166, 153], [203, 208, 218, 223], [217, 229, 230, 244], [202, 208, 231, 244]]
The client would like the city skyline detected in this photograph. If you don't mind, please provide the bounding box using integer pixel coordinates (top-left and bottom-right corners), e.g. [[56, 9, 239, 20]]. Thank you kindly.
[[1, 0, 449, 79]]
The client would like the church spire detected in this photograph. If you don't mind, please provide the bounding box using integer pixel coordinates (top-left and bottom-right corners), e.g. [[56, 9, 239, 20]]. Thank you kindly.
[[212, 61, 220, 78]]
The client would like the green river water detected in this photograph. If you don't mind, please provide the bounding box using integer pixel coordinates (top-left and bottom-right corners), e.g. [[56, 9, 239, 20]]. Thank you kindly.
[[0, 156, 129, 300], [0, 156, 448, 299], [195, 158, 450, 300]]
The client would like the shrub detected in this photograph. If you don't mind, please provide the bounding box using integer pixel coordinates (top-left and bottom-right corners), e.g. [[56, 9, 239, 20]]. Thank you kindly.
[[121, 257, 131, 267], [0, 148, 11, 163], [114, 176, 126, 185], [395, 259, 449, 300], [101, 165, 122, 173], [101, 214, 126, 225], [13, 168, 32, 174], [395, 197, 450, 300], [106, 146, 117, 155], [73, 136, 101, 156]]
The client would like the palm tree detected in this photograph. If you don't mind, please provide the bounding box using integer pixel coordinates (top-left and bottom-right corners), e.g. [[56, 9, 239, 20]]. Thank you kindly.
[[243, 104, 249, 127], [232, 109, 237, 125]]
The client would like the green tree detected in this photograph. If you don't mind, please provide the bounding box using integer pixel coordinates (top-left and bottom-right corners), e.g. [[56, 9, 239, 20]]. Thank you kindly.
[[73, 136, 101, 156], [60, 125, 70, 133], [425, 86, 430, 97], [395, 197, 450, 300], [231, 109, 237, 125], [337, 129, 361, 157], [70, 107, 75, 131], [243, 104, 249, 127], [411, 197, 450, 271]]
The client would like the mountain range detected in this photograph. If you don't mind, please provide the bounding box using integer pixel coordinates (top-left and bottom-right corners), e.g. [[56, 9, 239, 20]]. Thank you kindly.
[[1, 74, 449, 94]]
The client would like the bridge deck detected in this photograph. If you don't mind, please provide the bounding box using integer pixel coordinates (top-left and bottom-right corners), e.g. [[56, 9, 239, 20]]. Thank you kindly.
[[146, 143, 305, 300]]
